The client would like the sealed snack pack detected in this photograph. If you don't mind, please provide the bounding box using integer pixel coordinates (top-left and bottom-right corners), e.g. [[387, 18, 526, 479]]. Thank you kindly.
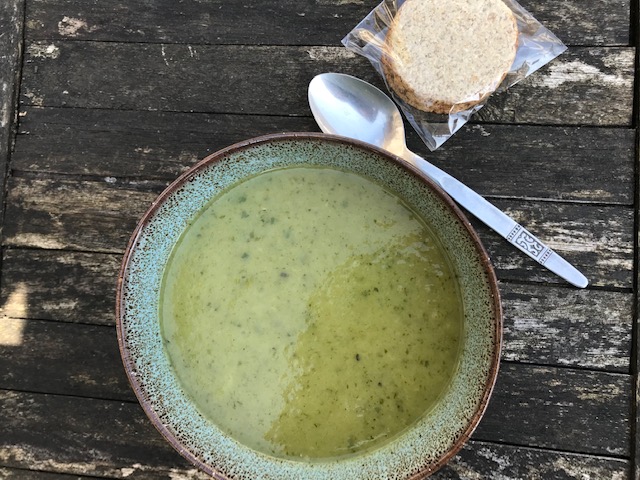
[[342, 0, 567, 150]]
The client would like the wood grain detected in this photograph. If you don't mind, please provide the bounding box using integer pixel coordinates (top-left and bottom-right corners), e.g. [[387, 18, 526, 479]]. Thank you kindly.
[[1, 248, 120, 325], [12, 107, 636, 204], [501, 284, 633, 372], [475, 363, 631, 456], [0, 318, 131, 400], [3, 176, 165, 254], [516, 0, 630, 46], [476, 47, 635, 126], [13, 107, 319, 180], [20, 43, 634, 126], [4, 176, 632, 287], [23, 0, 630, 47], [421, 124, 635, 205], [1, 248, 630, 371], [0, 0, 24, 201], [0, 285, 632, 399], [5, 196, 633, 291], [436, 441, 629, 479], [0, 467, 94, 479], [0, 365, 630, 476], [473, 200, 634, 289], [0, 389, 202, 479]]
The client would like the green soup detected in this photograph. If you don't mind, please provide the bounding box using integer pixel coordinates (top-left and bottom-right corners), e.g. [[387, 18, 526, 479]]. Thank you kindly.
[[160, 166, 463, 460]]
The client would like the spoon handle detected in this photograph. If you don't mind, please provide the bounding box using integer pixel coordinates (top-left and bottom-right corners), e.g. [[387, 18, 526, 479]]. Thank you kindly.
[[404, 150, 588, 288]]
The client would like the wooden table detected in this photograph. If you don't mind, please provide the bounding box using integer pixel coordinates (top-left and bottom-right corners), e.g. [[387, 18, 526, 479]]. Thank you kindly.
[[0, 0, 636, 478]]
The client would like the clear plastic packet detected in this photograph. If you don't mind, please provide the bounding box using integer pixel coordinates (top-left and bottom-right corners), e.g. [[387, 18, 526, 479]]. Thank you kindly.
[[342, 0, 567, 150]]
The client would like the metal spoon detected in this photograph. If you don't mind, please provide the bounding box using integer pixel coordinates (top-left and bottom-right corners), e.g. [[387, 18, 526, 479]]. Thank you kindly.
[[308, 72, 588, 288]]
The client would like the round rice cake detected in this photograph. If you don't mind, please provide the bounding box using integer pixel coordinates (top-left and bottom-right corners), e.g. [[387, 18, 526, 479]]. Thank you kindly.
[[382, 0, 518, 114]]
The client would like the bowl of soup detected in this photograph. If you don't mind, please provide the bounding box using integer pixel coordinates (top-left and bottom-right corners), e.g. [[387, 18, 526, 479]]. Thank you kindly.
[[116, 133, 501, 479]]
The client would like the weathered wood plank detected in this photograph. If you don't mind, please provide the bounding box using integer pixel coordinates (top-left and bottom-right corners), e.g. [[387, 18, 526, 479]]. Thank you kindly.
[[475, 363, 631, 456], [501, 284, 632, 372], [12, 107, 636, 204], [636, 181, 640, 480], [4, 176, 632, 288], [476, 200, 634, 289], [0, 389, 206, 479], [0, 369, 630, 477], [20, 43, 634, 127], [637, 364, 640, 478], [422, 124, 635, 205], [0, 0, 24, 192], [13, 107, 318, 180], [0, 467, 92, 479], [1, 249, 120, 325], [24, 0, 367, 46], [2, 248, 631, 373], [637, 365, 640, 478], [0, 433, 630, 480], [0, 318, 131, 400], [476, 47, 635, 126], [24, 0, 630, 47], [516, 0, 630, 46], [0, 0, 23, 124], [3, 176, 165, 254], [0, 289, 631, 401], [435, 441, 629, 479]]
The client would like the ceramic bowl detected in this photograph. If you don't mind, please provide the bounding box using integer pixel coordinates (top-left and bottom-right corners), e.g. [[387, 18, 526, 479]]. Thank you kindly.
[[116, 133, 501, 479]]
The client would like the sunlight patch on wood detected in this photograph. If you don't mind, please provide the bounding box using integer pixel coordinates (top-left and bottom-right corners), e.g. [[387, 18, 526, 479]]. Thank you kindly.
[[0, 284, 29, 346]]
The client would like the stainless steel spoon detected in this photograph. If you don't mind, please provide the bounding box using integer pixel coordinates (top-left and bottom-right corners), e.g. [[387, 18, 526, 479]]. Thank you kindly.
[[308, 72, 588, 288]]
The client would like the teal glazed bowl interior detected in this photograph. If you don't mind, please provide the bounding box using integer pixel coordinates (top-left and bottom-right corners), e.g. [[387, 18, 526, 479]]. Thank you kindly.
[[116, 133, 502, 479]]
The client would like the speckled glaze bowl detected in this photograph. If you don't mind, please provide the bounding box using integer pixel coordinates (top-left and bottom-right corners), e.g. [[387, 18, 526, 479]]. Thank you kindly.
[[116, 133, 501, 480]]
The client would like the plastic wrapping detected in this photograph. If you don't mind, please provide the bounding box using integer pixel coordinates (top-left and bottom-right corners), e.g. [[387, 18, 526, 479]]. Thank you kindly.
[[342, 0, 567, 150]]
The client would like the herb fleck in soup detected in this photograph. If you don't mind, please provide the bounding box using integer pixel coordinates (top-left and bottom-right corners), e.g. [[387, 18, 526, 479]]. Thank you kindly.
[[160, 166, 463, 459]]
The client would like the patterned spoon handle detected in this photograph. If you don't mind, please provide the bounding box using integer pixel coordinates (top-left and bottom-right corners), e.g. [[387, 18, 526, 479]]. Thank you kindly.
[[405, 150, 588, 288]]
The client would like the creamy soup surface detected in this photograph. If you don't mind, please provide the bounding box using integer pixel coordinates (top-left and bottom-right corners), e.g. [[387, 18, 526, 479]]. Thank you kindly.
[[160, 166, 463, 460]]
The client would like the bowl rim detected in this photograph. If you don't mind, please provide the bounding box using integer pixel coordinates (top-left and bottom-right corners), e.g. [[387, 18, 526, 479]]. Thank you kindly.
[[115, 132, 502, 479]]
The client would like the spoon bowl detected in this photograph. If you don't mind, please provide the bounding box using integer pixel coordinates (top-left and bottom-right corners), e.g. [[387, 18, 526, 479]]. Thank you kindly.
[[308, 73, 407, 156]]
